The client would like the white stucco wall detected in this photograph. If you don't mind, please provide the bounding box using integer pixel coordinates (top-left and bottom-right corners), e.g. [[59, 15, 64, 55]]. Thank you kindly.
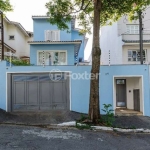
[[3, 21, 8, 44], [143, 8, 150, 31], [139, 78, 143, 112], [5, 24, 32, 57], [0, 20, 9, 44], [7, 24, 17, 50], [122, 45, 150, 64], [100, 22, 123, 65], [15, 28, 27, 57], [100, 6, 150, 65], [0, 18, 32, 58], [88, 52, 92, 65], [126, 77, 143, 112], [118, 8, 150, 36]]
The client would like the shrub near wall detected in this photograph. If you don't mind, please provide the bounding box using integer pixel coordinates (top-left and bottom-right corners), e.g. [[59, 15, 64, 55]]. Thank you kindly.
[[6, 59, 32, 66]]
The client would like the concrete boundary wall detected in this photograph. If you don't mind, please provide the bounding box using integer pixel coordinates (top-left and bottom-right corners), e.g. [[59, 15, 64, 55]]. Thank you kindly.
[[0, 61, 150, 116]]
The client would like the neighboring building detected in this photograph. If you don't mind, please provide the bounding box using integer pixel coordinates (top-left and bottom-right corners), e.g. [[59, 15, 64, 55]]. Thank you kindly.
[[88, 52, 92, 65], [99, 7, 150, 65], [86, 8, 150, 115], [28, 16, 88, 66], [0, 16, 33, 60]]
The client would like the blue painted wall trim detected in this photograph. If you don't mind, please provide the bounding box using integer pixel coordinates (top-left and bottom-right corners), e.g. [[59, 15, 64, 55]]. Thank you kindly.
[[33, 19, 71, 41], [71, 30, 85, 61], [0, 61, 7, 110]]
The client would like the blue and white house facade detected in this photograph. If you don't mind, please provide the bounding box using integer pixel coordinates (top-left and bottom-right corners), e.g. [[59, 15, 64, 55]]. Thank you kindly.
[[29, 16, 88, 66], [0, 15, 150, 117]]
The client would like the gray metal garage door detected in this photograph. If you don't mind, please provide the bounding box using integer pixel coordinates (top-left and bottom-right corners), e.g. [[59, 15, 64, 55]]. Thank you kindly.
[[7, 73, 70, 112]]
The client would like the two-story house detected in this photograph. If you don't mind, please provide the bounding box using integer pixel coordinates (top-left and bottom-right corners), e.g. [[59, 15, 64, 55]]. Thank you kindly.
[[2, 16, 89, 112], [28, 16, 88, 66], [100, 7, 150, 65], [0, 16, 33, 61], [1, 14, 150, 117]]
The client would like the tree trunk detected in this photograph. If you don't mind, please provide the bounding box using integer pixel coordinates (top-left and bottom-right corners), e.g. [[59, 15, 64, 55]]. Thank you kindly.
[[88, 0, 101, 123]]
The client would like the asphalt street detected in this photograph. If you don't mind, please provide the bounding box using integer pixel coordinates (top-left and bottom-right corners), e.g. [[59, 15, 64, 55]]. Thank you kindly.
[[0, 125, 150, 150]]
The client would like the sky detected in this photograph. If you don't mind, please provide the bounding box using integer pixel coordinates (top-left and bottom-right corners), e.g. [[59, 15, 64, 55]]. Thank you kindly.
[[6, 0, 92, 60]]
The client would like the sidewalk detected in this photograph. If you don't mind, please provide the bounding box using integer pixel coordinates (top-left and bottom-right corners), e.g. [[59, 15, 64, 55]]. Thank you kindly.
[[0, 109, 82, 125], [1, 109, 150, 129]]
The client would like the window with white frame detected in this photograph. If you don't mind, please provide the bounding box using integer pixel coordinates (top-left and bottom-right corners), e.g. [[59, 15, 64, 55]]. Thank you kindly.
[[126, 25, 139, 34], [128, 50, 146, 62], [38, 51, 67, 65], [45, 30, 60, 41]]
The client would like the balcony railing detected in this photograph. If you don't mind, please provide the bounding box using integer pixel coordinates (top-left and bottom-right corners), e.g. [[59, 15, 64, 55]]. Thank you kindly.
[[122, 30, 150, 41], [4, 52, 17, 57]]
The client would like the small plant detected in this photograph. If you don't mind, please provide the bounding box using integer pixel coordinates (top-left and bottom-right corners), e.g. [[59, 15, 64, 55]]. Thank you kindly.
[[130, 126, 136, 129], [101, 104, 115, 127], [75, 122, 92, 130], [75, 114, 92, 130], [5, 58, 32, 66], [78, 114, 89, 122]]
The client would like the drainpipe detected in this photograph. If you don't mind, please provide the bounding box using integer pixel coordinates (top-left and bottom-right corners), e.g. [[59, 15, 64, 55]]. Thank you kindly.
[[0, 11, 4, 60], [139, 11, 143, 64]]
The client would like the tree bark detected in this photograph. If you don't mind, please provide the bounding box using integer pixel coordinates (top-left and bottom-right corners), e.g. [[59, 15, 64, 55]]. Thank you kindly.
[[88, 0, 101, 123]]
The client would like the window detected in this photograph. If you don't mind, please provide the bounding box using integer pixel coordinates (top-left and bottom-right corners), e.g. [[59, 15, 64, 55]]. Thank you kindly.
[[126, 25, 139, 34], [38, 51, 67, 65], [116, 80, 125, 84], [128, 50, 146, 62], [45, 30, 60, 41], [9, 35, 15, 40]]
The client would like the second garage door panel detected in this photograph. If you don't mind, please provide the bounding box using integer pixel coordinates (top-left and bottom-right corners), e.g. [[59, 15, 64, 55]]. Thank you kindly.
[[40, 82, 53, 104], [27, 81, 39, 105]]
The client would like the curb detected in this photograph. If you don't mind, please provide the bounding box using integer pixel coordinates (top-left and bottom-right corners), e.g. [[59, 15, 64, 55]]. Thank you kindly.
[[57, 121, 76, 127], [57, 121, 150, 133]]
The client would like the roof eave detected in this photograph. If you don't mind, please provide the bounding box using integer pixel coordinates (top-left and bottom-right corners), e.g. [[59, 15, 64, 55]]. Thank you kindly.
[[32, 16, 50, 19], [10, 22, 29, 37], [122, 40, 150, 45], [0, 40, 16, 53], [32, 15, 76, 30], [4, 17, 30, 37], [28, 41, 82, 45], [123, 43, 150, 45]]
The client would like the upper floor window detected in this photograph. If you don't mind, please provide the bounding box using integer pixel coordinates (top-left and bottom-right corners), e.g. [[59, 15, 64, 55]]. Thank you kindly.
[[126, 25, 139, 34], [9, 35, 15, 40], [38, 51, 67, 65], [128, 50, 146, 62], [45, 30, 60, 41]]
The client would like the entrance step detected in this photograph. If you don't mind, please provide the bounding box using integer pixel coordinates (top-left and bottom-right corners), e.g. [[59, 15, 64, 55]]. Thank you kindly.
[[116, 107, 127, 110], [115, 109, 143, 116]]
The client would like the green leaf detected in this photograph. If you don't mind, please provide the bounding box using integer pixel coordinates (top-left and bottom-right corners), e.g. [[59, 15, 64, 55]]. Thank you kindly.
[[0, 0, 13, 12]]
